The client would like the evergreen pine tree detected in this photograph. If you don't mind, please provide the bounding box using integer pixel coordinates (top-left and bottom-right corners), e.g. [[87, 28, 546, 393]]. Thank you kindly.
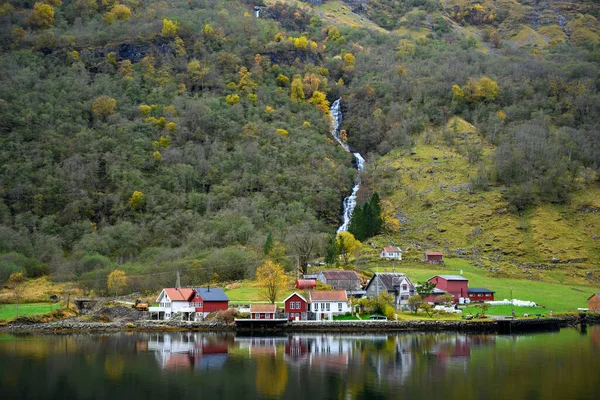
[[348, 204, 367, 241], [263, 232, 273, 256]]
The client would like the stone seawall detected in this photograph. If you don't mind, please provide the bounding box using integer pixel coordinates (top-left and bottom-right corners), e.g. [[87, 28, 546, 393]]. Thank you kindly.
[[1, 314, 597, 334]]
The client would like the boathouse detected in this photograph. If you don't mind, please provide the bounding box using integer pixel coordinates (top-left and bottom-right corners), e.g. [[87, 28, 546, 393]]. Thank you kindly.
[[250, 304, 277, 319]]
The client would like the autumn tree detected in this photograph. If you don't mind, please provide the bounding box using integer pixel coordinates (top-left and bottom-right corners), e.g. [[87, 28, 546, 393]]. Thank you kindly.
[[7, 272, 25, 318], [28, 3, 54, 29], [290, 75, 305, 101], [107, 269, 127, 296], [256, 261, 287, 304], [162, 19, 178, 37], [336, 231, 360, 266], [129, 191, 145, 211], [91, 96, 116, 120]]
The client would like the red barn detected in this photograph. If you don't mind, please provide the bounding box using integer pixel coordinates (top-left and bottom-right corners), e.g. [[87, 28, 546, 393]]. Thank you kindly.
[[284, 292, 308, 321], [428, 275, 468, 302], [193, 288, 230, 318], [250, 304, 276, 319], [468, 288, 495, 302], [424, 252, 444, 264], [295, 279, 316, 290], [589, 293, 600, 312]]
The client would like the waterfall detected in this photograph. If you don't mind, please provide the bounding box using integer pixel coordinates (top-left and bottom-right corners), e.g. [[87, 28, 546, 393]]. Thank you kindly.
[[330, 99, 365, 233]]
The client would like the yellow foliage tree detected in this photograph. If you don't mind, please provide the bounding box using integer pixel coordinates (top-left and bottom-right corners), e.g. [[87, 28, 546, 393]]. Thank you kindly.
[[129, 191, 145, 210], [256, 261, 287, 304], [226, 94, 240, 105], [276, 128, 289, 137], [162, 19, 178, 37], [307, 90, 330, 115], [290, 75, 305, 102], [139, 104, 152, 115], [107, 270, 127, 296], [293, 36, 308, 50], [111, 4, 131, 21], [203, 23, 215, 36], [380, 200, 400, 232], [336, 231, 361, 266], [28, 3, 54, 29], [91, 96, 117, 120], [396, 39, 415, 57]]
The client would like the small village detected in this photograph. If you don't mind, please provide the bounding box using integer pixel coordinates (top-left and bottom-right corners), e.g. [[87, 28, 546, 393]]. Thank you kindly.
[[143, 248, 600, 327]]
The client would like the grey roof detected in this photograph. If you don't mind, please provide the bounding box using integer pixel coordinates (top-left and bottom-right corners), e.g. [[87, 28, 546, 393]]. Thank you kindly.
[[321, 270, 360, 281], [367, 273, 409, 291], [195, 287, 230, 302], [468, 288, 495, 294], [435, 275, 468, 281], [432, 288, 447, 294]]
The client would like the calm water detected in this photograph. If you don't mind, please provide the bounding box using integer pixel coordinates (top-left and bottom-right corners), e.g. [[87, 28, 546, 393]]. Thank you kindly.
[[1, 327, 599, 400]]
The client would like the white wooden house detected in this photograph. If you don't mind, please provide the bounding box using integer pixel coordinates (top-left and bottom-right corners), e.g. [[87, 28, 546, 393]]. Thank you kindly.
[[380, 246, 402, 260], [309, 290, 349, 321]]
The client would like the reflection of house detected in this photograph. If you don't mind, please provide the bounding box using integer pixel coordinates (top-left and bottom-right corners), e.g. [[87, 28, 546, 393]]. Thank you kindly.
[[284, 337, 309, 360], [317, 270, 361, 291], [148, 333, 196, 369], [588, 293, 600, 312], [428, 275, 468, 303], [365, 273, 415, 309], [284, 292, 308, 321], [424, 252, 444, 264], [309, 290, 349, 320], [250, 304, 276, 319], [468, 288, 495, 302], [380, 246, 402, 260], [149, 288, 196, 320], [234, 337, 287, 356]]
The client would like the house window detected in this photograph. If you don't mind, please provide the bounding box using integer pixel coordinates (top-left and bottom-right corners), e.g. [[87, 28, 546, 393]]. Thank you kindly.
[[296, 302, 301, 309], [402, 284, 408, 291], [338, 303, 342, 311], [290, 302, 295, 310], [326, 303, 330, 311]]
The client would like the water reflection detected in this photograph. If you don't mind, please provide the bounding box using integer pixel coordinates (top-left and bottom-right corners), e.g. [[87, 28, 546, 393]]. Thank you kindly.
[[0, 328, 598, 400]]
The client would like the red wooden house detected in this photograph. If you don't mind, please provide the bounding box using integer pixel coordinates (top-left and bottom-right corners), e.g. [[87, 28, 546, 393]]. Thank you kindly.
[[427, 275, 468, 303], [193, 288, 230, 318], [250, 304, 276, 319], [284, 292, 308, 321], [424, 252, 444, 264]]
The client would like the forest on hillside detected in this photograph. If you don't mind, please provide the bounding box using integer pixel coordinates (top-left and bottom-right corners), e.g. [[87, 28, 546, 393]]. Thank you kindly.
[[0, 0, 599, 293]]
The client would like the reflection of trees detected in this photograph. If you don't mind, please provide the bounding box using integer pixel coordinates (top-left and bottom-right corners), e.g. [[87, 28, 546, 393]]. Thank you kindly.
[[104, 355, 125, 380], [255, 355, 288, 398]]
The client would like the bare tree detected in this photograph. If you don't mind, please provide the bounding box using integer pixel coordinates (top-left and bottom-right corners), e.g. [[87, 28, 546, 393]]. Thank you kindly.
[[286, 224, 324, 274], [7, 272, 25, 318]]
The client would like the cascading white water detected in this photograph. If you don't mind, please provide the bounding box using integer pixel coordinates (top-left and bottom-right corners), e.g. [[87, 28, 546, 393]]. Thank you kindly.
[[330, 99, 365, 233]]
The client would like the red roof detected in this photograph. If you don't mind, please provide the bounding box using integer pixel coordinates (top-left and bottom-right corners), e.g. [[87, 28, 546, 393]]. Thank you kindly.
[[250, 304, 277, 313], [383, 247, 401, 252], [310, 290, 347, 302], [163, 288, 195, 301], [426, 252, 443, 256]]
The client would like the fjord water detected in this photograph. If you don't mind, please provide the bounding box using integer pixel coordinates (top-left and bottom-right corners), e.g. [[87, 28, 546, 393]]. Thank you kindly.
[[1, 328, 599, 399]]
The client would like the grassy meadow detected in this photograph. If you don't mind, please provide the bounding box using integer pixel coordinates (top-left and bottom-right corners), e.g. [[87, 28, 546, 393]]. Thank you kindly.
[[0, 303, 62, 321]]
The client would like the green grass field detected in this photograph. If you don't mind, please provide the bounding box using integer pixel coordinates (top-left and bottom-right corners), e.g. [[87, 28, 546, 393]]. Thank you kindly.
[[0, 303, 61, 321]]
